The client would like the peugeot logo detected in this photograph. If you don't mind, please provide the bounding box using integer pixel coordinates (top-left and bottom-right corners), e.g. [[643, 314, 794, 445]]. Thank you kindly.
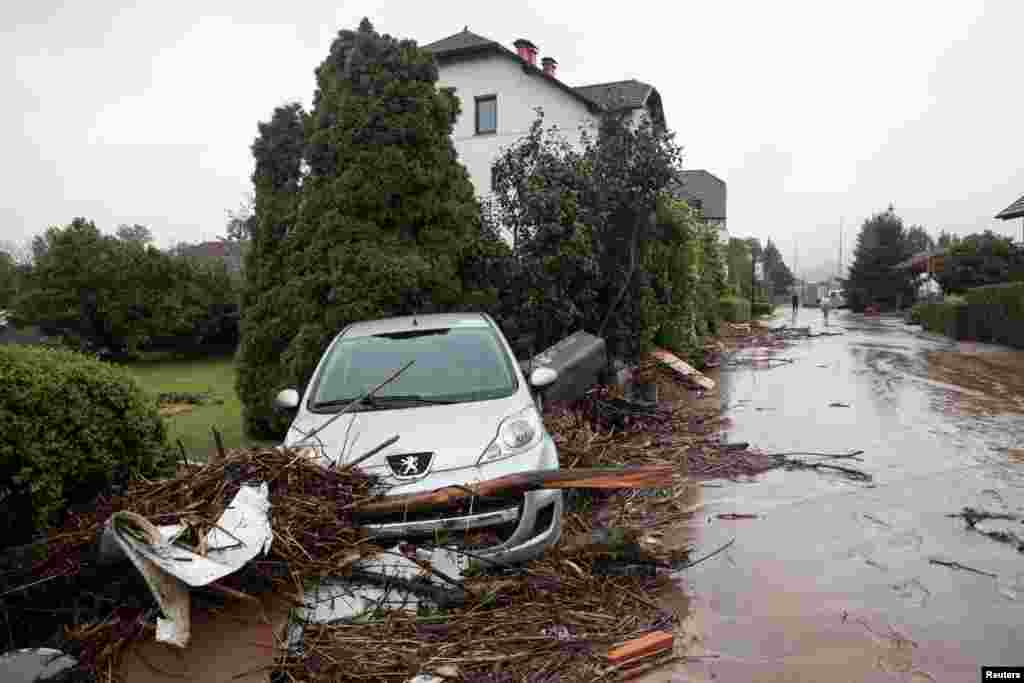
[[385, 452, 434, 479]]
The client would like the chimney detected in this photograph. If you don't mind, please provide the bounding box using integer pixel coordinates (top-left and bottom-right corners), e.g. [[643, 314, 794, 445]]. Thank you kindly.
[[513, 38, 538, 66], [541, 56, 558, 78]]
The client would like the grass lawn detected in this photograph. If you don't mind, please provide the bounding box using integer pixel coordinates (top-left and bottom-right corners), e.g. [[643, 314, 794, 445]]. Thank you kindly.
[[122, 352, 278, 461]]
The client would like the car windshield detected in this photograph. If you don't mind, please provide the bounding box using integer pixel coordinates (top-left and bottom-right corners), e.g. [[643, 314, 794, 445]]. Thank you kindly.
[[311, 325, 518, 409]]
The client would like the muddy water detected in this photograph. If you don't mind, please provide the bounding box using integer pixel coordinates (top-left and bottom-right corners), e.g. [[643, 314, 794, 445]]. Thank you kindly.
[[642, 310, 1024, 682]]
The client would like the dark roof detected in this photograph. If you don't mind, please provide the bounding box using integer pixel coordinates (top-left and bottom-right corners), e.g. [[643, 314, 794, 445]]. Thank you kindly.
[[423, 29, 603, 114], [176, 241, 243, 273], [679, 169, 725, 186], [996, 193, 1024, 220], [574, 79, 653, 111], [422, 29, 496, 56]]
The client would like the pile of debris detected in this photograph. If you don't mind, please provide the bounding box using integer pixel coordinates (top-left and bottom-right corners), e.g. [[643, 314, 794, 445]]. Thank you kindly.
[[157, 391, 224, 417], [767, 324, 844, 340], [1, 441, 685, 681], [0, 447, 377, 677]]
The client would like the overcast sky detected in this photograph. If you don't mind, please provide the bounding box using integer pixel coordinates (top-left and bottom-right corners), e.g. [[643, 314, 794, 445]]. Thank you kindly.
[[4, 0, 1023, 279]]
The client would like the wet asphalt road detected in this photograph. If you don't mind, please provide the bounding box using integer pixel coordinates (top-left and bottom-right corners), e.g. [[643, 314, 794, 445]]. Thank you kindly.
[[647, 309, 1024, 683]]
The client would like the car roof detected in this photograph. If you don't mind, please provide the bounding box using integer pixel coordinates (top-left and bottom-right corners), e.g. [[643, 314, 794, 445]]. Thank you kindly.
[[342, 312, 492, 338]]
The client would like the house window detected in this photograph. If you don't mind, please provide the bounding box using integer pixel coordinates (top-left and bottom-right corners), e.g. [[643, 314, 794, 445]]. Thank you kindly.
[[475, 95, 497, 135]]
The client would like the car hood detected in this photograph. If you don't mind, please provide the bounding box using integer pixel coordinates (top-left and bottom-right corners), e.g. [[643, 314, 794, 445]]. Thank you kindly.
[[284, 394, 530, 475]]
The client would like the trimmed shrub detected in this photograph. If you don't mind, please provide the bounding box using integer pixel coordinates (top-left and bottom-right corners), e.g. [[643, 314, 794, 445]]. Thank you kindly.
[[915, 298, 967, 339], [0, 345, 174, 544], [720, 297, 751, 322], [962, 282, 1024, 348], [750, 301, 774, 317]]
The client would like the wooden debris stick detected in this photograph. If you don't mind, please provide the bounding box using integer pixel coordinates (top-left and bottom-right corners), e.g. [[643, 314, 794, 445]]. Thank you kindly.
[[606, 630, 675, 666], [929, 558, 997, 578], [651, 348, 716, 390], [211, 426, 227, 463], [338, 434, 400, 472], [352, 465, 676, 517], [301, 360, 415, 444]]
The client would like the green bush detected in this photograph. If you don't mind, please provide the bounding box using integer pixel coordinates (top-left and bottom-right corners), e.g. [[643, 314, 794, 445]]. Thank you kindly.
[[720, 296, 751, 322], [915, 298, 967, 339], [750, 301, 774, 317], [0, 345, 174, 543], [15, 218, 239, 358], [963, 282, 1024, 347]]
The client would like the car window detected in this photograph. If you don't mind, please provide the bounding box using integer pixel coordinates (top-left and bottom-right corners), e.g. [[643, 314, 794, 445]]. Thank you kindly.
[[312, 326, 518, 407]]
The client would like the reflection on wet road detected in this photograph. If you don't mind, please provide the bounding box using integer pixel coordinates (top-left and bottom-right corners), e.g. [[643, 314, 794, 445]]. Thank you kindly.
[[644, 310, 1024, 682]]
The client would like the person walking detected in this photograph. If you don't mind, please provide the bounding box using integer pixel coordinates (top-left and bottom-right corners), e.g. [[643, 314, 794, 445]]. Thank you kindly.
[[822, 293, 833, 326], [791, 292, 799, 315]]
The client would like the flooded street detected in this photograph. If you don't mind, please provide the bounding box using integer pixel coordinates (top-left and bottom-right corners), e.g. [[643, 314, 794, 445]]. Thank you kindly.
[[647, 310, 1024, 682]]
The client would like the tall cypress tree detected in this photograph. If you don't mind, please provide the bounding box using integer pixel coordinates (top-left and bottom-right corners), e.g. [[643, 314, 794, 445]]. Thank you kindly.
[[844, 206, 913, 311], [236, 104, 306, 436], [236, 19, 480, 436]]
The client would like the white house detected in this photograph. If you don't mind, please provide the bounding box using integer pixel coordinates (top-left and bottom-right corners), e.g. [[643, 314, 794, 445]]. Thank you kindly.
[[423, 27, 729, 261], [423, 28, 667, 205]]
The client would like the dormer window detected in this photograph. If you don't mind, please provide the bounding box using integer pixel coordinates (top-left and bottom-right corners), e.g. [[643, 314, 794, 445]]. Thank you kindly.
[[475, 95, 497, 135]]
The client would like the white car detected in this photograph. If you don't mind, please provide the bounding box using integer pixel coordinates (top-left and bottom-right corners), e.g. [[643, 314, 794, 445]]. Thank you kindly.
[[274, 312, 564, 565]]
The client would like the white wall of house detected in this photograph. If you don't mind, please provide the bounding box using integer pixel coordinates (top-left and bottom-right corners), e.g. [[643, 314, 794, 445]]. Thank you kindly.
[[437, 54, 598, 201]]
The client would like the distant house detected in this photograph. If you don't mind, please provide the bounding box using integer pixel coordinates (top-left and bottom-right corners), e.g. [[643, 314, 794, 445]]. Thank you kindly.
[[172, 241, 244, 275], [996, 192, 1024, 242], [423, 28, 667, 206], [669, 169, 728, 239]]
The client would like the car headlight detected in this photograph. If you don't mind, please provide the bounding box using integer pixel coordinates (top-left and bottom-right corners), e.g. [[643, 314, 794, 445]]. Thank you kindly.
[[478, 406, 544, 464]]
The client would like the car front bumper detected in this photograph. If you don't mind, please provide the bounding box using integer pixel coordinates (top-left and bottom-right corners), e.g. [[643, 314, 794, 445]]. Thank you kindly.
[[358, 436, 564, 564]]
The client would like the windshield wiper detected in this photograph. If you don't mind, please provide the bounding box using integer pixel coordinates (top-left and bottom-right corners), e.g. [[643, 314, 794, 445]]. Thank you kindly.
[[312, 397, 366, 409], [364, 395, 457, 406], [313, 395, 456, 410]]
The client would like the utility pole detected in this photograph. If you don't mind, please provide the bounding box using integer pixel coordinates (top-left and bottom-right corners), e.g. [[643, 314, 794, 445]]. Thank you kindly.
[[838, 217, 844, 282]]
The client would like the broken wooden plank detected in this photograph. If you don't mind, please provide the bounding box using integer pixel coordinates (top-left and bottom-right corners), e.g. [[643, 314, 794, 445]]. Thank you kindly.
[[606, 630, 675, 666], [651, 348, 715, 390], [352, 465, 676, 517]]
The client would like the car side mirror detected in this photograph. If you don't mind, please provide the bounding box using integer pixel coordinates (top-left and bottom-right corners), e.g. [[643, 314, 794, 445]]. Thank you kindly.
[[529, 367, 558, 389], [273, 388, 300, 411]]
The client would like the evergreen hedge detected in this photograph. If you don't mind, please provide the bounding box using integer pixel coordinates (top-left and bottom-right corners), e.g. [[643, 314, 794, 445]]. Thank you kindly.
[[914, 297, 967, 339], [0, 345, 173, 544], [720, 297, 751, 322], [962, 282, 1024, 347]]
